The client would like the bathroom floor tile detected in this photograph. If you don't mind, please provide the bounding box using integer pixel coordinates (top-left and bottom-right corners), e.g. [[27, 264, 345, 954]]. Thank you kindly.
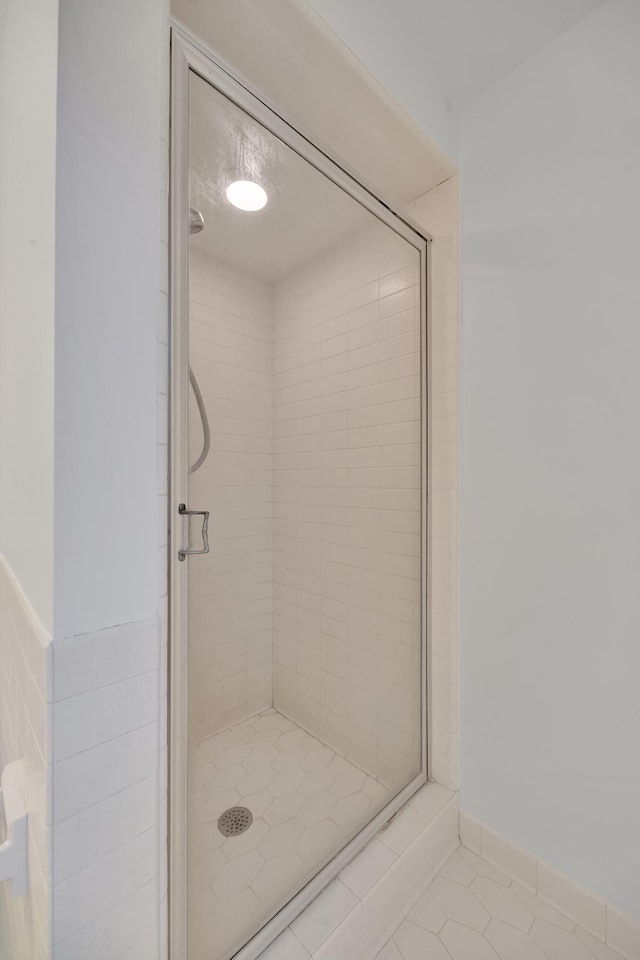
[[188, 708, 388, 960], [381, 845, 627, 960]]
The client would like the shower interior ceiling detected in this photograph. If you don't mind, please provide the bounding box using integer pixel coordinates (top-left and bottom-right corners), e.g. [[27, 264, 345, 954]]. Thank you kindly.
[[189, 69, 381, 282]]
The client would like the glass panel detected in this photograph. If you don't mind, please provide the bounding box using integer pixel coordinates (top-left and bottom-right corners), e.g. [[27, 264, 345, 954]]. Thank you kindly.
[[186, 70, 423, 960]]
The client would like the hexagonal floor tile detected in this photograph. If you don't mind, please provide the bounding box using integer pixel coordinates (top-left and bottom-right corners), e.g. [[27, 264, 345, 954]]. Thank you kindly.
[[376, 843, 626, 960], [189, 709, 392, 960], [200, 887, 260, 960], [205, 764, 245, 795], [276, 728, 308, 750], [300, 768, 337, 798], [268, 767, 305, 798], [251, 851, 305, 901], [394, 921, 452, 960], [212, 850, 264, 898], [295, 819, 343, 862], [197, 789, 242, 823], [485, 920, 549, 960], [470, 876, 534, 931], [237, 767, 276, 796], [331, 792, 370, 828], [298, 792, 338, 826], [331, 768, 366, 798], [220, 724, 255, 748], [430, 877, 491, 932], [221, 819, 269, 860], [258, 820, 305, 860], [272, 746, 306, 772], [252, 712, 282, 731], [264, 791, 306, 826], [249, 727, 282, 748], [301, 746, 334, 772], [240, 789, 273, 820], [242, 745, 279, 771], [439, 920, 500, 959], [214, 745, 251, 769]]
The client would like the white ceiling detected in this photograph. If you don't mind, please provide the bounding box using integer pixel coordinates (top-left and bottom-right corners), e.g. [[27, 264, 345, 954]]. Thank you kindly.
[[172, 0, 454, 208], [308, 0, 604, 106], [307, 0, 604, 154], [189, 71, 375, 282]]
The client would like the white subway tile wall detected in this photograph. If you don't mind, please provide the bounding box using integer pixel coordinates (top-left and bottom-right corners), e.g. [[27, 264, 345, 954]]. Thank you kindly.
[[49, 619, 160, 957], [0, 557, 51, 959], [272, 224, 423, 788], [188, 252, 274, 739]]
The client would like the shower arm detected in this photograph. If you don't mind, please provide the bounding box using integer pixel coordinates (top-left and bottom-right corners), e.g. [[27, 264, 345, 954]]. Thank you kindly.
[[189, 367, 210, 473]]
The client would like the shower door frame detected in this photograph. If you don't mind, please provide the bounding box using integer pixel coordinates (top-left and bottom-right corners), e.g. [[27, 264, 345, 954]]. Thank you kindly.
[[169, 23, 431, 960]]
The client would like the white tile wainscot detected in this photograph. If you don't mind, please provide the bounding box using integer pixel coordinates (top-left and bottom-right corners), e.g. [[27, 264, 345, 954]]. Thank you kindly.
[[460, 812, 640, 960], [50, 618, 161, 958], [0, 556, 51, 959], [258, 783, 458, 960]]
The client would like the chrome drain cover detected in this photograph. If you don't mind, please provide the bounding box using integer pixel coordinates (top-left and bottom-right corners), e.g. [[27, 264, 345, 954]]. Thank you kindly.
[[218, 806, 253, 837]]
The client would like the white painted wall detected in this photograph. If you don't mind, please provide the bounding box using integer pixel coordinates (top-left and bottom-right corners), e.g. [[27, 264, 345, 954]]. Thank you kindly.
[[47, 2, 169, 955], [53, 0, 164, 639], [460, 0, 640, 921], [307, 0, 457, 161], [306, 0, 603, 164], [0, 0, 58, 631]]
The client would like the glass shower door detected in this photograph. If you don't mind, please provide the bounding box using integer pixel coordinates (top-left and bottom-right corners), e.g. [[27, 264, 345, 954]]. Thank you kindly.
[[170, 33, 427, 960]]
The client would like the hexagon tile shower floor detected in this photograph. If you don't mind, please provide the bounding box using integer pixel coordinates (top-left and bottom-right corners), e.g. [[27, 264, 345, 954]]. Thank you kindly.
[[187, 708, 388, 959]]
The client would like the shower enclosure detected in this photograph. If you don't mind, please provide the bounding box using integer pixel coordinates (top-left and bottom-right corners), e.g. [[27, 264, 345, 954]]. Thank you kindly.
[[170, 28, 429, 960]]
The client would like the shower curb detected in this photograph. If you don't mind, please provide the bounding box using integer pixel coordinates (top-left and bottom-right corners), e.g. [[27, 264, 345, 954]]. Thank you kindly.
[[259, 783, 459, 960]]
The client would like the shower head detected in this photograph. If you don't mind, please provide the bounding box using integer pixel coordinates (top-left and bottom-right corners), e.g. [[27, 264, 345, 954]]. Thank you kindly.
[[189, 207, 205, 235]]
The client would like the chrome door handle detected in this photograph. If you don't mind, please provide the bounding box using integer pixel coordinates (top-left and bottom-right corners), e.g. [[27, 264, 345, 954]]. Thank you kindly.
[[178, 503, 209, 560]]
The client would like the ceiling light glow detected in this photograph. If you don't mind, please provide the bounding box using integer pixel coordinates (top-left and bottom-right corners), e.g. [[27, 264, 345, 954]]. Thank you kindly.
[[226, 180, 268, 211]]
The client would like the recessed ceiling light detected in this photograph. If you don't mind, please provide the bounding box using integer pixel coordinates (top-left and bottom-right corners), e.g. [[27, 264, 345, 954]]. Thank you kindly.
[[226, 180, 268, 212]]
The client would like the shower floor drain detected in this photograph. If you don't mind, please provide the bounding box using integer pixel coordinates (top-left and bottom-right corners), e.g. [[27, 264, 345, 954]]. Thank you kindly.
[[218, 806, 253, 837]]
